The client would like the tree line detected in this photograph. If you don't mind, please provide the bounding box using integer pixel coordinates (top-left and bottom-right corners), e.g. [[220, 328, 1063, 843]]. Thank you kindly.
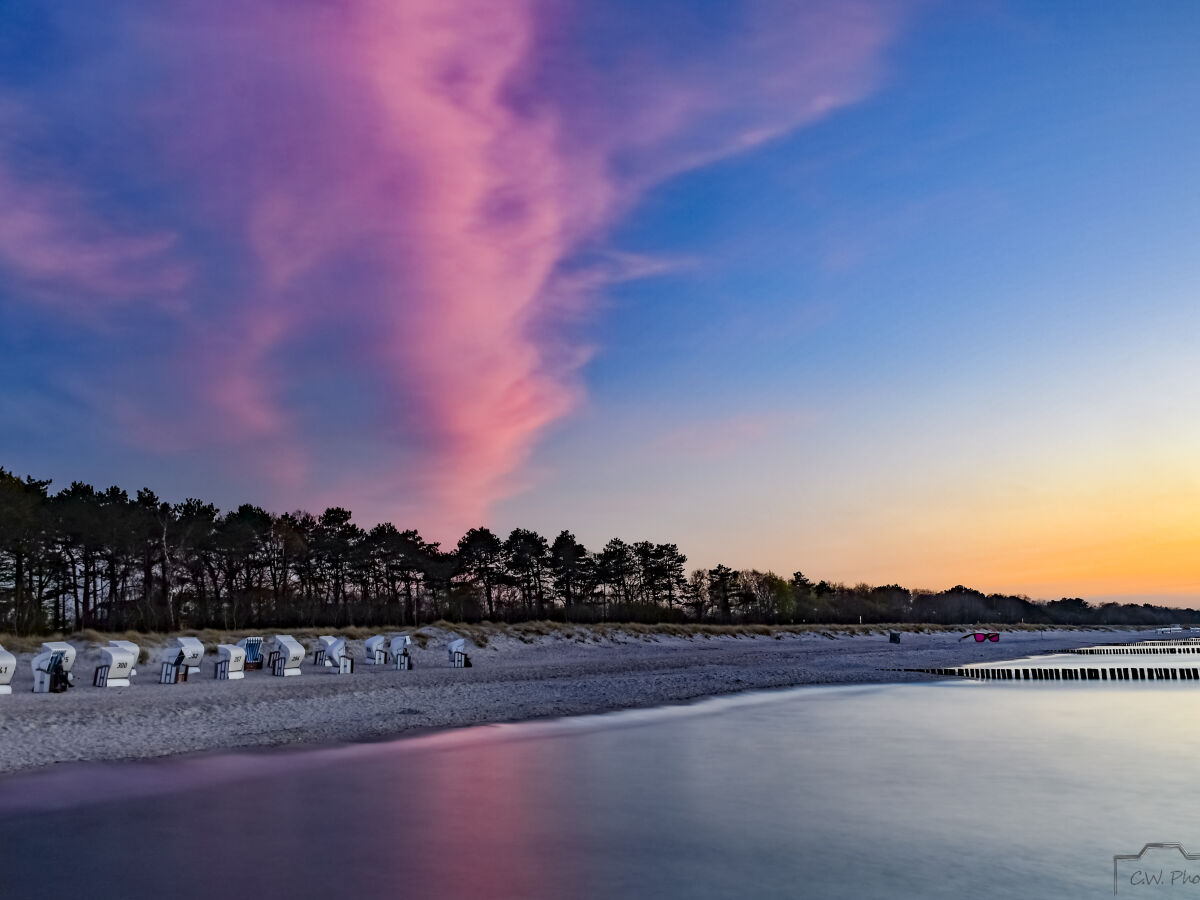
[[2, 467, 1197, 635]]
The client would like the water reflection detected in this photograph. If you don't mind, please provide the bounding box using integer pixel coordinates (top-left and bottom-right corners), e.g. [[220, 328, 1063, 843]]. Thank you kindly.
[[2, 683, 1199, 899]]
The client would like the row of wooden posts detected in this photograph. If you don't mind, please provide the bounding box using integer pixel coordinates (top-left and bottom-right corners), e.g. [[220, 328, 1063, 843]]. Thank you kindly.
[[910, 665, 1200, 681]]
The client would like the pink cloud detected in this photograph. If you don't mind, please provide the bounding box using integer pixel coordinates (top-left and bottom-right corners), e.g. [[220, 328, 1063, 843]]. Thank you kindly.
[[0, 0, 905, 537], [0, 159, 188, 305]]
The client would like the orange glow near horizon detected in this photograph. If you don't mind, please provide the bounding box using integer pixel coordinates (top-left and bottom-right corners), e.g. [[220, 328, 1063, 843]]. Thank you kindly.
[[701, 444, 1200, 604]]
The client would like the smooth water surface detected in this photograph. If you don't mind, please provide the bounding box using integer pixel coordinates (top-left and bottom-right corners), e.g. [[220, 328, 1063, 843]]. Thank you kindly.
[[3, 682, 1199, 899]]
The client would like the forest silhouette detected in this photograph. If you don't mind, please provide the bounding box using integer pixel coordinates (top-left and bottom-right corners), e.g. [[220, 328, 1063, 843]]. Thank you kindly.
[[1, 467, 1195, 635]]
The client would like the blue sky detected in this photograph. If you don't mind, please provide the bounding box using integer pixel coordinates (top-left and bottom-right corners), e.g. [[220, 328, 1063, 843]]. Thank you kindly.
[[2, 1, 1198, 600], [497, 1, 1200, 598]]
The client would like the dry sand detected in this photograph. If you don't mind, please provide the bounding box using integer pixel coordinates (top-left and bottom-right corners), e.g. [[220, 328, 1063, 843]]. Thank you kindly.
[[0, 626, 1147, 775]]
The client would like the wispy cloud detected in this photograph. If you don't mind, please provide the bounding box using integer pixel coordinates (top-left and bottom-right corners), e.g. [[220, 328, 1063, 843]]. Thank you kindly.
[[0, 0, 906, 535], [0, 161, 188, 305]]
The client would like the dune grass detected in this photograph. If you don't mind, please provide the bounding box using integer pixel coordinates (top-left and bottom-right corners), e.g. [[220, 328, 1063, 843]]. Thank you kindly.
[[0, 619, 1131, 656]]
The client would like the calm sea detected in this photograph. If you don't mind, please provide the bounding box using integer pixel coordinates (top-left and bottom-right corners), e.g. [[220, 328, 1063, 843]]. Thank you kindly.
[[2, 682, 1198, 899]]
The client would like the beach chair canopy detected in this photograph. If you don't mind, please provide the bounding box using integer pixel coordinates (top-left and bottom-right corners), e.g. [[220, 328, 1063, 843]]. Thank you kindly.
[[32, 645, 73, 692], [171, 637, 204, 669], [218, 643, 246, 662], [99, 645, 136, 685], [389, 634, 411, 657], [270, 635, 306, 668], [448, 638, 466, 659], [237, 636, 264, 663], [318, 635, 346, 664], [364, 635, 388, 662], [217, 644, 246, 678], [108, 640, 140, 669], [0, 643, 14, 690], [40, 641, 77, 672]]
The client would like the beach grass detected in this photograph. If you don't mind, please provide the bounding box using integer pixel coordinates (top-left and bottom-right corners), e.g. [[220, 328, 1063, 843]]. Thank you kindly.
[[0, 619, 1130, 655]]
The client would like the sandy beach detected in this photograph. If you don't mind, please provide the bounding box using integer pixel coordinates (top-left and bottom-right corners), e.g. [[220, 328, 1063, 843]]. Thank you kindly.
[[0, 626, 1146, 775]]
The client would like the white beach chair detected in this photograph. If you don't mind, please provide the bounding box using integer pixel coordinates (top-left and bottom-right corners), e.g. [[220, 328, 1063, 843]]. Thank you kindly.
[[390, 634, 412, 670], [215, 644, 246, 680], [364, 634, 388, 665], [316, 635, 353, 674], [0, 642, 15, 695], [108, 640, 140, 677], [163, 637, 204, 677], [95, 643, 136, 688], [448, 638, 471, 668], [32, 642, 76, 693], [267, 635, 305, 676], [314, 635, 335, 666]]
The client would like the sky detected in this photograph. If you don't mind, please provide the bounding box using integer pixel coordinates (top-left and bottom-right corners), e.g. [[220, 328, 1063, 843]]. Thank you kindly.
[[1, 1, 1198, 603]]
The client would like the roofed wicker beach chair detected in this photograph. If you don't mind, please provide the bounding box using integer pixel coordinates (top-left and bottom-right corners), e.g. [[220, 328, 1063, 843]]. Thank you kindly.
[[448, 638, 472, 668], [237, 636, 265, 670], [166, 637, 204, 677], [216, 644, 246, 680], [159, 647, 188, 684], [95, 642, 136, 688], [33, 642, 76, 693], [267, 635, 305, 676], [108, 640, 140, 677], [315, 635, 353, 674], [0, 642, 16, 695], [390, 634, 413, 670], [364, 634, 388, 665]]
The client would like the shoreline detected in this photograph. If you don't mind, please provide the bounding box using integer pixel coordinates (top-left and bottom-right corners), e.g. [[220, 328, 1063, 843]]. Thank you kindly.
[[0, 625, 1149, 779]]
